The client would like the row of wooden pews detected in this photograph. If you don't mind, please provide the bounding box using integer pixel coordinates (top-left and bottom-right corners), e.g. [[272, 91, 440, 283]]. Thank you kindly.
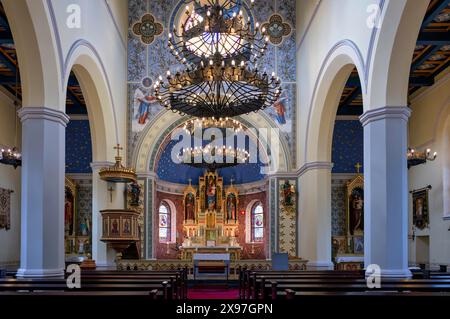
[[239, 268, 450, 300], [0, 268, 188, 300]]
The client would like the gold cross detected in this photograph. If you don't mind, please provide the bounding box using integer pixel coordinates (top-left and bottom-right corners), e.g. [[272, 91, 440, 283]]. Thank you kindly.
[[355, 162, 362, 174], [114, 144, 123, 157]]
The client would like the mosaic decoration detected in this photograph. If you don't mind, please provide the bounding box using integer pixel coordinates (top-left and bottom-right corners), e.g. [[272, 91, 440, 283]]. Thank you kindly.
[[331, 179, 346, 236], [132, 13, 163, 45], [262, 14, 292, 45], [278, 179, 296, 257], [0, 187, 12, 230]]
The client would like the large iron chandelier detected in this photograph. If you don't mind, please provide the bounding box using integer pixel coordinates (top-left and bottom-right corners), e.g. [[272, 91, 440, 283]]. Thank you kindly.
[[154, 61, 281, 117], [168, 0, 268, 67], [156, 0, 281, 118]]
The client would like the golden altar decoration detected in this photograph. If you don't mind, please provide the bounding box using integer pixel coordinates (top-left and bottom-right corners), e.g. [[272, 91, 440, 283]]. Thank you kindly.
[[100, 209, 140, 256], [179, 171, 242, 260]]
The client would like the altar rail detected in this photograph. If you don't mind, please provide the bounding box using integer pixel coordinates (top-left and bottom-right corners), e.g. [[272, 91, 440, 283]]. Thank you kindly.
[[116, 259, 307, 274]]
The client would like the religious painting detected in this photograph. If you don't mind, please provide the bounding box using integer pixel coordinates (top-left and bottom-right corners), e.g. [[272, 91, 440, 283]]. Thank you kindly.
[[279, 179, 297, 257], [111, 218, 120, 236], [65, 188, 75, 236], [131, 77, 162, 133], [332, 236, 347, 255], [123, 218, 131, 235], [412, 189, 429, 230], [79, 216, 90, 237], [265, 96, 292, 133], [353, 236, 364, 255], [346, 175, 364, 236], [103, 217, 109, 237], [0, 187, 12, 230]]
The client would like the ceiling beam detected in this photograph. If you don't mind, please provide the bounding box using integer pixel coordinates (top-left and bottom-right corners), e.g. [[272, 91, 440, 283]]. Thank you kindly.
[[66, 89, 83, 109], [340, 87, 362, 108], [417, 32, 450, 45], [0, 49, 16, 72], [421, 0, 450, 29], [411, 45, 441, 70]]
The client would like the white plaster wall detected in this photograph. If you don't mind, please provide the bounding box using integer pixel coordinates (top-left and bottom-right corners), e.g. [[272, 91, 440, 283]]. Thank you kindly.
[[408, 72, 450, 268], [0, 91, 21, 267], [49, 0, 128, 159], [296, 0, 378, 166]]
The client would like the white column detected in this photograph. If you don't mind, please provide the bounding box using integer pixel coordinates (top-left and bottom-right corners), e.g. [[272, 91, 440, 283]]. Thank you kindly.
[[91, 161, 117, 267], [360, 106, 412, 278], [298, 162, 334, 270], [16, 107, 69, 278]]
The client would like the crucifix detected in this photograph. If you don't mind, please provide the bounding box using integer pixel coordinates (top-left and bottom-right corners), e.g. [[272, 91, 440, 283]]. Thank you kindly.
[[355, 162, 362, 174], [114, 144, 123, 159]]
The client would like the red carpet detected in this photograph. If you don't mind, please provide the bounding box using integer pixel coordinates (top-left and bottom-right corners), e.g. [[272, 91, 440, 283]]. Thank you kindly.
[[188, 287, 239, 299]]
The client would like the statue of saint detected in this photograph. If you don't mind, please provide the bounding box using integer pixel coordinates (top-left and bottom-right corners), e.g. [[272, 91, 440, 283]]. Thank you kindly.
[[64, 196, 74, 235], [185, 193, 195, 220], [128, 182, 141, 206], [349, 189, 364, 234], [281, 180, 295, 207], [227, 194, 236, 221], [206, 176, 216, 210]]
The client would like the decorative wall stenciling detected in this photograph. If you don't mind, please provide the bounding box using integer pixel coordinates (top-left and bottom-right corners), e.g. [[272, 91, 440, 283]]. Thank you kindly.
[[127, 0, 297, 166], [332, 120, 363, 173], [262, 14, 292, 45], [75, 178, 92, 255], [132, 13, 163, 45], [66, 120, 92, 174], [0, 188, 12, 230], [278, 179, 296, 257], [331, 178, 347, 236]]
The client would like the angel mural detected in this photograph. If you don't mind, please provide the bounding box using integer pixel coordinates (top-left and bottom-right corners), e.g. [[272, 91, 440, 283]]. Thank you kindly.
[[132, 77, 160, 132]]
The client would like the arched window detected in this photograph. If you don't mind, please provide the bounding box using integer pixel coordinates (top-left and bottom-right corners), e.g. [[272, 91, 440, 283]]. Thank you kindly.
[[159, 202, 171, 243], [251, 202, 264, 242]]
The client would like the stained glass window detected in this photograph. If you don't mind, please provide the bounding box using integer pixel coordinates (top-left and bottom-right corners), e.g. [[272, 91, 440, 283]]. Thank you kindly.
[[251, 202, 264, 242], [159, 202, 171, 242]]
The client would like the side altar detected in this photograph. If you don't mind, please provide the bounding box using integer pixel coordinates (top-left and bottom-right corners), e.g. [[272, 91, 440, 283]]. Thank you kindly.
[[179, 171, 242, 260]]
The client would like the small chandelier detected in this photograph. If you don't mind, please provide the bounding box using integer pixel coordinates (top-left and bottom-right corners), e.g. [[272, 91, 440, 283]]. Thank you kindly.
[[178, 144, 250, 170], [168, 0, 266, 67], [0, 147, 21, 169], [99, 144, 137, 183], [182, 117, 244, 134], [154, 61, 281, 117], [407, 148, 437, 169]]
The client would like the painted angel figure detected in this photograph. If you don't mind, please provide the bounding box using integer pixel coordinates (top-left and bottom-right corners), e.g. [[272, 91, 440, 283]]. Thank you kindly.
[[134, 78, 157, 125]]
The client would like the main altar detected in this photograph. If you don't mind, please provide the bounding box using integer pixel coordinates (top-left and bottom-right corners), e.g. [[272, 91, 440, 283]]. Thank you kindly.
[[179, 171, 242, 260]]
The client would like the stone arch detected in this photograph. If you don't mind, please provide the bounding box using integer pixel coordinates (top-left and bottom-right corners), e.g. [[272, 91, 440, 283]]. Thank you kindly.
[[132, 110, 291, 174], [367, 0, 430, 109], [305, 41, 365, 164], [2, 0, 63, 109], [63, 41, 119, 161]]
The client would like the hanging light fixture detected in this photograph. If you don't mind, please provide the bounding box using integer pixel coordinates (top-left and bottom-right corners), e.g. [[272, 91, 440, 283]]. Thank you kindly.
[[168, 0, 268, 67], [154, 60, 281, 117], [176, 118, 251, 170], [156, 0, 281, 118], [0, 67, 21, 169], [407, 147, 437, 169]]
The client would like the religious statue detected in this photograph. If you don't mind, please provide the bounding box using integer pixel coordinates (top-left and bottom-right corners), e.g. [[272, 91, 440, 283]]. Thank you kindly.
[[281, 180, 295, 207], [123, 219, 130, 234], [185, 193, 195, 221], [128, 182, 142, 207], [206, 176, 216, 210], [111, 219, 119, 235], [226, 193, 237, 221], [349, 188, 364, 235]]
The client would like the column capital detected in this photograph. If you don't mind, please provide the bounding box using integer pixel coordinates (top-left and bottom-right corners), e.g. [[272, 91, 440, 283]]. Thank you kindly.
[[297, 161, 334, 177], [90, 161, 114, 170], [136, 171, 157, 179], [18, 107, 70, 127], [359, 106, 411, 127]]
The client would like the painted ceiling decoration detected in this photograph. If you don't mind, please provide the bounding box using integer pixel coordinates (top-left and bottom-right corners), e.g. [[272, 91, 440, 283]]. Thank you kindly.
[[132, 13, 164, 45], [262, 14, 292, 45], [338, 0, 450, 115]]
